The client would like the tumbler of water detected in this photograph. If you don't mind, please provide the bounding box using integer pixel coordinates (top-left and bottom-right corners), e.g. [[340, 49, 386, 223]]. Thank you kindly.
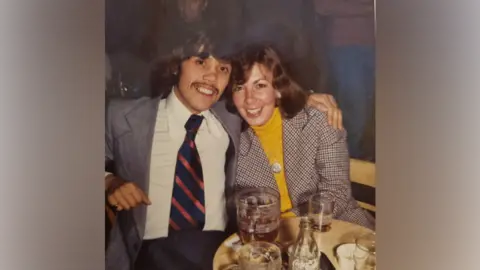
[[308, 193, 334, 232], [353, 232, 376, 270]]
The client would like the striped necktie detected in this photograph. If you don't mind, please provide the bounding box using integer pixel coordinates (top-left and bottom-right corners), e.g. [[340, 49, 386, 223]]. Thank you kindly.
[[169, 114, 205, 233]]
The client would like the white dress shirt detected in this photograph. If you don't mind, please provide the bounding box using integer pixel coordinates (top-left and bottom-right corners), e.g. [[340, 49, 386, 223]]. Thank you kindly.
[[142, 91, 230, 239]]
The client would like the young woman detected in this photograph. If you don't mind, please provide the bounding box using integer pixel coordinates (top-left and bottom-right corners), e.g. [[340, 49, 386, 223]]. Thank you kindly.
[[227, 44, 374, 229]]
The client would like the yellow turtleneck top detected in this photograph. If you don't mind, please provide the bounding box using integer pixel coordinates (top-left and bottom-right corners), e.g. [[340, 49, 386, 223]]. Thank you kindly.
[[251, 107, 295, 218]]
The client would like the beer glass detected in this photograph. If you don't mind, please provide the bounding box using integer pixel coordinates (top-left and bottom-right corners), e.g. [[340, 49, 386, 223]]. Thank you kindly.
[[236, 187, 281, 244]]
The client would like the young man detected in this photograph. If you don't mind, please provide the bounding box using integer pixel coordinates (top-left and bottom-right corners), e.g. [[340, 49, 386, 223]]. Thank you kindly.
[[105, 34, 342, 270]]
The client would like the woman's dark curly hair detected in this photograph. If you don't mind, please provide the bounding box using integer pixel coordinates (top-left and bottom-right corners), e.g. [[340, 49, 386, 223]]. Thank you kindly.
[[225, 43, 308, 119], [150, 31, 238, 98]]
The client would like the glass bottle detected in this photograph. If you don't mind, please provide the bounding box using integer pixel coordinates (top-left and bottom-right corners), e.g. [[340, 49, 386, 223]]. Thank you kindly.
[[288, 216, 320, 270]]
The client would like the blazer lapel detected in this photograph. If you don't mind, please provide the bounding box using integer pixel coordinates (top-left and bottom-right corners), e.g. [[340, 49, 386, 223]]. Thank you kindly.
[[282, 109, 311, 206], [237, 128, 279, 193], [236, 109, 311, 198]]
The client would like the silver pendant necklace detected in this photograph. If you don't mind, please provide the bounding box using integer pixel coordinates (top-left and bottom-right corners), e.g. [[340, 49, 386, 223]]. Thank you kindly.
[[271, 162, 282, 174]]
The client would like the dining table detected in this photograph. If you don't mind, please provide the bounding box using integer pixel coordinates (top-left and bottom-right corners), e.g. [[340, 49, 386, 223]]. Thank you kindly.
[[213, 217, 373, 269]]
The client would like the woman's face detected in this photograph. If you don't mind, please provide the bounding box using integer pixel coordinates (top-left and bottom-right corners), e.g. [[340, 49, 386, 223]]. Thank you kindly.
[[232, 63, 280, 127]]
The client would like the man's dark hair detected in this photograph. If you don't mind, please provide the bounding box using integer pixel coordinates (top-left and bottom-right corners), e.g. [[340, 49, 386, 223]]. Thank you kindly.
[[150, 31, 239, 98]]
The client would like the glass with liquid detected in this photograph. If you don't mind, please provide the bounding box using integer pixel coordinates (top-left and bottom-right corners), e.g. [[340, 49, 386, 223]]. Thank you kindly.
[[308, 193, 334, 232], [237, 241, 282, 270], [354, 232, 376, 270], [236, 187, 281, 244]]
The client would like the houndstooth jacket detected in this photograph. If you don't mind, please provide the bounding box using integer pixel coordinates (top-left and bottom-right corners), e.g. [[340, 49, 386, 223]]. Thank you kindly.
[[235, 107, 375, 230]]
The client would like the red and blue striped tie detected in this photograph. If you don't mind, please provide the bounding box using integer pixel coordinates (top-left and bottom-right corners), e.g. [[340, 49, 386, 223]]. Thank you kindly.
[[169, 114, 205, 233]]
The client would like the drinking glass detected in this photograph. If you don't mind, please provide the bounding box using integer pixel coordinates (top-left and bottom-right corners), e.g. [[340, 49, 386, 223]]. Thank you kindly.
[[236, 187, 281, 244], [308, 193, 334, 232], [237, 241, 282, 270], [353, 232, 376, 270]]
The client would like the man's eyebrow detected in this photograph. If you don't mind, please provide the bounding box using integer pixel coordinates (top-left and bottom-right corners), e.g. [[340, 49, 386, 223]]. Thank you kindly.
[[192, 52, 232, 65]]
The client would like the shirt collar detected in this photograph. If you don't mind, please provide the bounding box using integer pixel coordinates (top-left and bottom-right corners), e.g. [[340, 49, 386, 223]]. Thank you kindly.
[[165, 87, 222, 137]]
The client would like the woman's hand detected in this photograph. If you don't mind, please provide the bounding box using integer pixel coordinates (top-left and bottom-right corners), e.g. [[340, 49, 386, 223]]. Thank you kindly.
[[307, 92, 344, 130]]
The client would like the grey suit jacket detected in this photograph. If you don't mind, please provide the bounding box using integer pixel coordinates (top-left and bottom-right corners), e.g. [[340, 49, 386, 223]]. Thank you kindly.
[[105, 96, 241, 270], [235, 107, 375, 230]]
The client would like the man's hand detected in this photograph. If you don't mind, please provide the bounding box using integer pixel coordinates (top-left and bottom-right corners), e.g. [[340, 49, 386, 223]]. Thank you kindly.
[[106, 175, 151, 211], [307, 92, 344, 130]]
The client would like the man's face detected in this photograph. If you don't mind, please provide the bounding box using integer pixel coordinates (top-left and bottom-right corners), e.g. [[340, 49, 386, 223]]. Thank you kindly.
[[178, 0, 206, 22], [175, 55, 232, 114]]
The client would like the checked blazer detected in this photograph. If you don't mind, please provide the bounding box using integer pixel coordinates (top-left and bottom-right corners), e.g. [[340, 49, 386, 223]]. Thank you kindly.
[[234, 106, 375, 230]]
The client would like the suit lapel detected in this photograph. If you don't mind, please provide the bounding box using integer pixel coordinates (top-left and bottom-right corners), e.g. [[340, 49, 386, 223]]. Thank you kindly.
[[123, 97, 161, 193], [210, 101, 241, 152], [119, 96, 159, 245], [210, 100, 242, 192]]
